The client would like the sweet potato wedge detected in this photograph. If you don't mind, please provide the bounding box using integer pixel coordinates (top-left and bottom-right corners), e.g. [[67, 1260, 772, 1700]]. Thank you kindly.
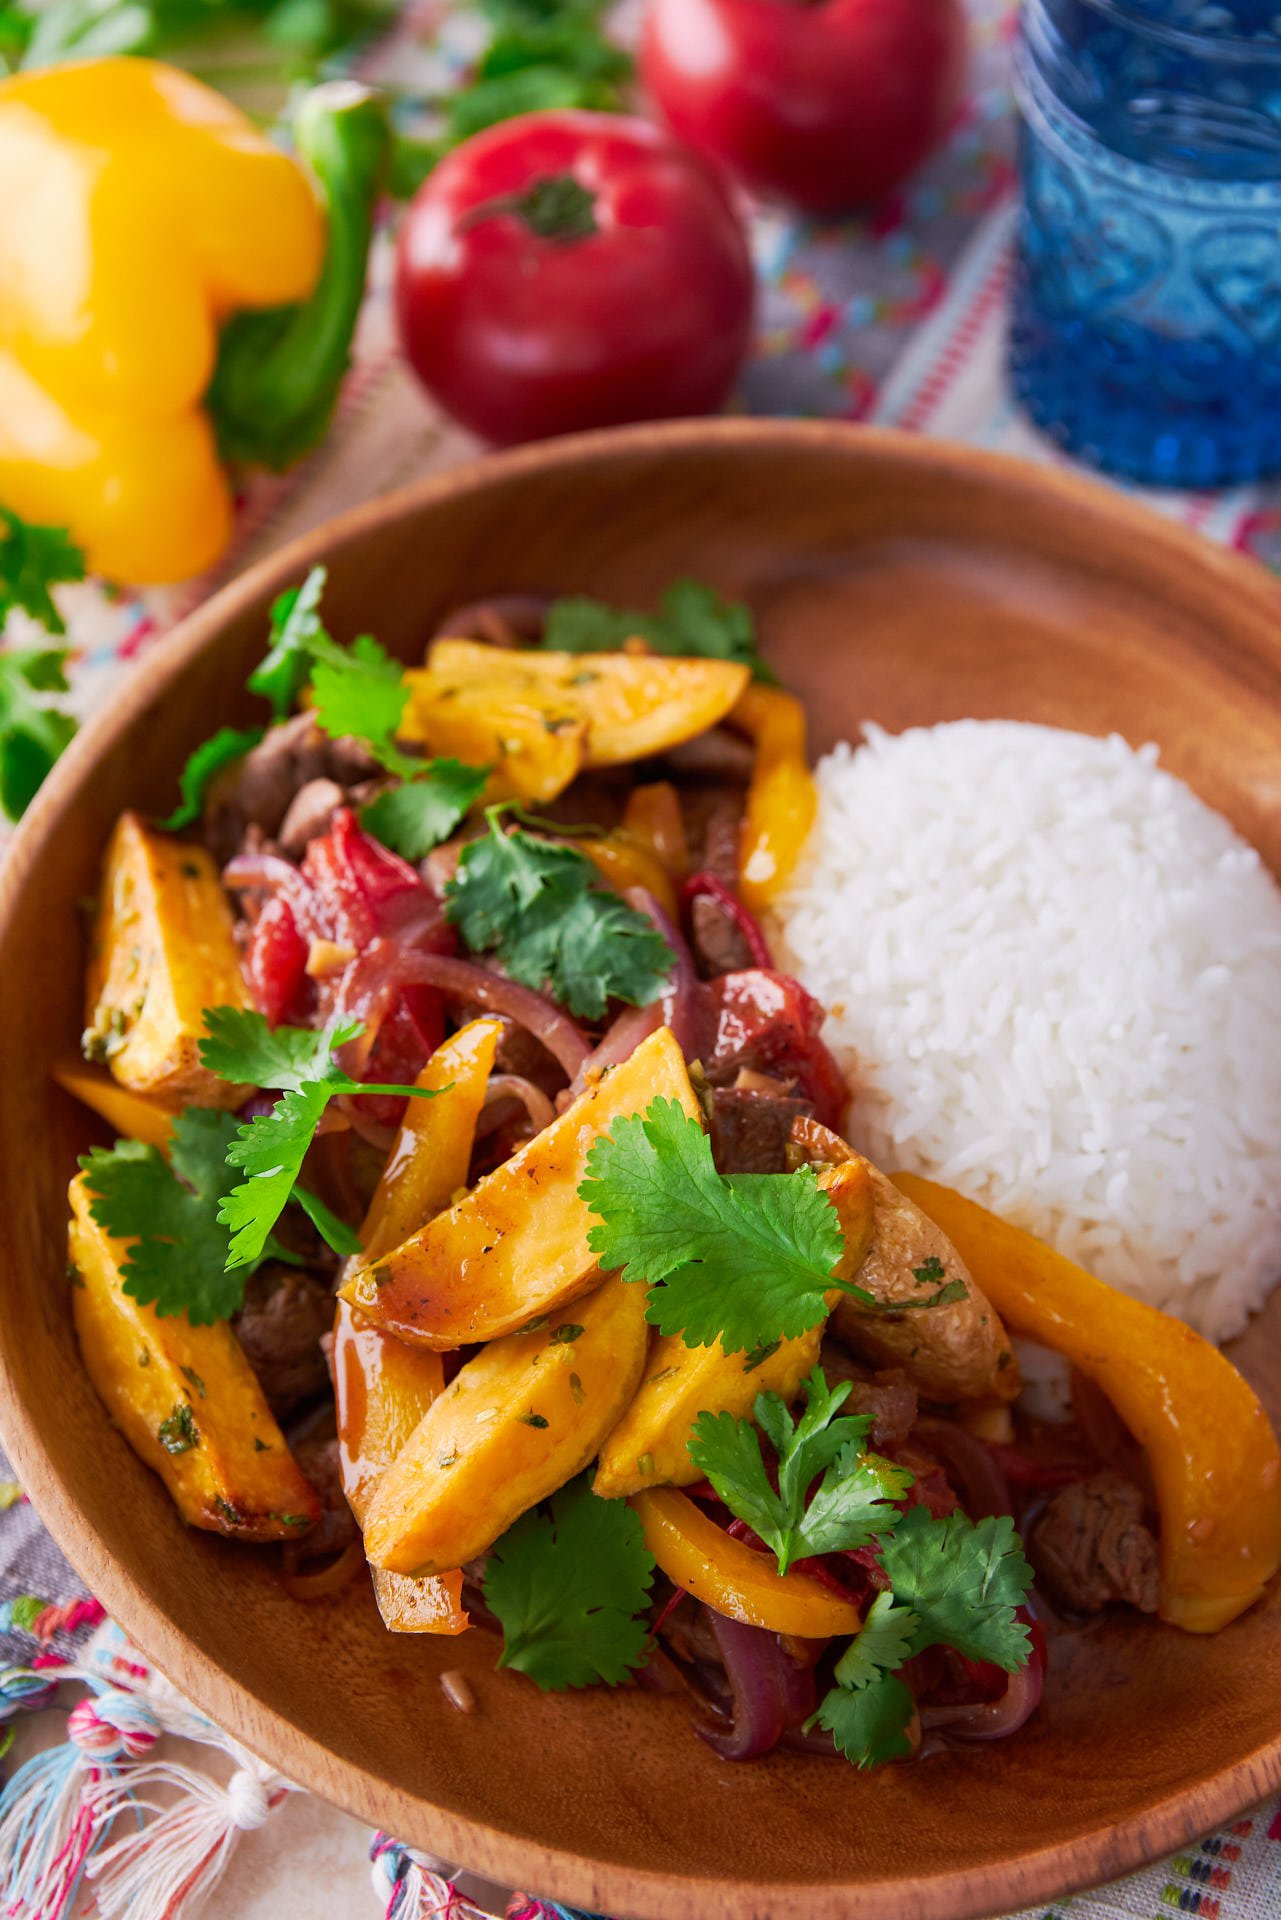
[[364, 1274, 650, 1576], [83, 813, 250, 1106], [340, 1025, 701, 1347], [69, 1175, 319, 1540]]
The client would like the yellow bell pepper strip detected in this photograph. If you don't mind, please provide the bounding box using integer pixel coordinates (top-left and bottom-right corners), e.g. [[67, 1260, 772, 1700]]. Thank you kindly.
[[0, 62, 386, 583], [732, 685, 817, 912], [894, 1174, 1281, 1634], [631, 1487, 862, 1638], [622, 780, 690, 878], [578, 831, 679, 919], [52, 1059, 180, 1153]]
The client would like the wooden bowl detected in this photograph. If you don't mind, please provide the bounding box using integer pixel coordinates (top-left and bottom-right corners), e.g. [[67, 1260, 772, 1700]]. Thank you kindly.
[[2, 420, 1280, 1920]]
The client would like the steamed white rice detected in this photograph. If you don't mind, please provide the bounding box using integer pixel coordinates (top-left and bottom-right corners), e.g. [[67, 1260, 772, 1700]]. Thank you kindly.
[[769, 721, 1281, 1343]]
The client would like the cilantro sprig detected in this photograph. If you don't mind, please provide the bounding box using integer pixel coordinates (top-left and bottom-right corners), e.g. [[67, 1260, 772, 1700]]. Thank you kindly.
[[199, 1007, 440, 1268], [543, 578, 774, 682], [1, 508, 85, 634], [361, 758, 489, 860], [0, 509, 86, 819], [161, 726, 265, 832], [445, 811, 673, 1020], [688, 1370, 912, 1573], [483, 1474, 655, 1689]]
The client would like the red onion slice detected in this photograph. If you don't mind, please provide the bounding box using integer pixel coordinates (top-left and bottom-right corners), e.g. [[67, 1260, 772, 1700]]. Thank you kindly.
[[920, 1637, 1045, 1743], [377, 951, 591, 1080], [680, 870, 774, 970], [695, 1611, 815, 1761], [624, 887, 700, 1060], [914, 1418, 1014, 1520]]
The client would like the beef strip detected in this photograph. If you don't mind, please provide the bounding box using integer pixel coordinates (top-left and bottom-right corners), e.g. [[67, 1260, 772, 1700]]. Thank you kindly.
[[709, 1085, 810, 1174], [235, 1264, 334, 1418], [662, 728, 756, 784], [1031, 1469, 1160, 1613], [204, 713, 379, 864], [819, 1341, 919, 1451], [690, 894, 755, 977], [277, 778, 346, 860], [290, 1432, 360, 1558]]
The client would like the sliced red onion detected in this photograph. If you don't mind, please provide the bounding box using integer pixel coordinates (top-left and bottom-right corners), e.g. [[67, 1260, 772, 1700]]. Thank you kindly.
[[475, 1073, 556, 1141], [432, 594, 552, 645], [695, 1611, 814, 1761], [379, 951, 591, 1080], [680, 870, 774, 970], [223, 851, 331, 942], [566, 1000, 664, 1100], [914, 1418, 1014, 1520], [920, 1638, 1045, 1743], [624, 887, 701, 1060]]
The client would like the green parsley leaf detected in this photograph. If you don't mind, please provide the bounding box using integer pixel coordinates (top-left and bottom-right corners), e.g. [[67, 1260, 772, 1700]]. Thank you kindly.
[[878, 1507, 1034, 1672], [160, 726, 264, 832], [830, 1590, 920, 1691], [79, 1109, 249, 1324], [445, 815, 673, 1020], [688, 1370, 913, 1573], [484, 1474, 655, 1690], [361, 758, 489, 860], [0, 508, 85, 635], [0, 647, 77, 820], [809, 1668, 917, 1771], [249, 565, 329, 721], [580, 1098, 883, 1355], [543, 577, 774, 682]]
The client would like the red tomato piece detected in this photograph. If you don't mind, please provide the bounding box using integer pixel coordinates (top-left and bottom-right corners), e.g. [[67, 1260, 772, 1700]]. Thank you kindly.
[[302, 808, 435, 949], [244, 894, 311, 1030], [394, 109, 755, 444], [698, 968, 849, 1127], [641, 0, 968, 215]]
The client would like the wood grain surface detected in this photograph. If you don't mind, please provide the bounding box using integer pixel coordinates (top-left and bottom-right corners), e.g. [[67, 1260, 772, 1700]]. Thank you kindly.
[[1, 420, 1279, 1920]]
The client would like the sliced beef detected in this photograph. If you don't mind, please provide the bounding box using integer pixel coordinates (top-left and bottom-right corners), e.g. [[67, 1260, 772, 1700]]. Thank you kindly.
[[709, 1085, 810, 1174], [690, 893, 756, 977], [277, 778, 347, 861], [819, 1342, 919, 1452], [693, 793, 745, 887], [1031, 1470, 1160, 1614], [663, 728, 756, 784], [235, 1264, 333, 1418], [204, 713, 379, 864], [290, 1432, 359, 1558]]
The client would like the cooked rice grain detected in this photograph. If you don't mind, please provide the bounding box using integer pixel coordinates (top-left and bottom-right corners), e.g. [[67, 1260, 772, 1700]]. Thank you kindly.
[[770, 722, 1281, 1342]]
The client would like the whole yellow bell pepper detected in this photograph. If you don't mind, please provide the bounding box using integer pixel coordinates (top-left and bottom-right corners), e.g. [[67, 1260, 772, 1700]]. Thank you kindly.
[[895, 1174, 1281, 1634], [733, 685, 817, 912], [0, 60, 387, 583]]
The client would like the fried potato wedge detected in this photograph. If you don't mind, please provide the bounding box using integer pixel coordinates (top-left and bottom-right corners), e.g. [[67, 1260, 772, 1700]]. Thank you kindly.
[[340, 1025, 700, 1347], [594, 1161, 875, 1498], [53, 1059, 180, 1151], [69, 1176, 319, 1540], [400, 673, 586, 805], [364, 1275, 649, 1576], [83, 813, 250, 1106]]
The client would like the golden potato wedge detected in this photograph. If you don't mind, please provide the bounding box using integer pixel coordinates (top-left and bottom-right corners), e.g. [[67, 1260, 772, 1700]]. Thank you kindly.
[[83, 813, 250, 1106], [53, 1059, 180, 1151], [331, 1302, 466, 1635], [400, 672, 586, 805], [341, 1025, 701, 1347], [364, 1274, 649, 1576], [427, 640, 750, 767], [69, 1176, 319, 1540]]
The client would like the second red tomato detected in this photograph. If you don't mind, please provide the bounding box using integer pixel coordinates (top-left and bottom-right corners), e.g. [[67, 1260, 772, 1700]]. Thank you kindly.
[[641, 0, 968, 216], [394, 110, 756, 445]]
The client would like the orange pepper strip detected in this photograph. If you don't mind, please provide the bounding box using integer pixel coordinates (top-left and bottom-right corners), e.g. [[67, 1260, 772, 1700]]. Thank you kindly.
[[631, 1487, 862, 1638], [335, 1017, 504, 1636], [732, 685, 817, 913], [894, 1174, 1281, 1634], [52, 1059, 180, 1153], [578, 832, 678, 919], [622, 781, 690, 879]]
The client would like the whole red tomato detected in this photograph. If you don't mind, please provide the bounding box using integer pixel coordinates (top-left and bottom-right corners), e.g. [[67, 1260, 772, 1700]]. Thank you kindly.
[[641, 0, 968, 215], [394, 110, 755, 444]]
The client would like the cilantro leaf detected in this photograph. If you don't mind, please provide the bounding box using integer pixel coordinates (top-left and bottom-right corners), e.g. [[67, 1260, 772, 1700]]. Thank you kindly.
[[294, 1182, 363, 1256], [361, 758, 489, 860], [221, 1082, 334, 1269], [808, 1669, 917, 1771], [543, 577, 774, 682], [0, 508, 85, 635], [483, 1474, 655, 1690], [199, 1006, 362, 1092], [79, 1110, 249, 1324], [831, 1591, 920, 1691], [580, 1098, 878, 1354], [445, 816, 673, 1020], [689, 1370, 913, 1573], [0, 647, 77, 820], [309, 633, 422, 779], [878, 1507, 1034, 1672], [160, 725, 264, 832], [248, 565, 329, 720]]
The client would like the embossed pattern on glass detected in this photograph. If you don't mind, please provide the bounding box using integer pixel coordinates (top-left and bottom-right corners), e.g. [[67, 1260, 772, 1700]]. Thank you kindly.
[[1009, 0, 1281, 487]]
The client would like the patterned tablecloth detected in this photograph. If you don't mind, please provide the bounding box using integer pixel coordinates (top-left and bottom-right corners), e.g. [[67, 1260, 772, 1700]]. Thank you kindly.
[[2, 4, 1279, 1917]]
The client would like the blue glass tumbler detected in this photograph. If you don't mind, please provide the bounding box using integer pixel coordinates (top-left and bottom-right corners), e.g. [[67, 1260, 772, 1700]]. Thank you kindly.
[[1009, 1, 1281, 487]]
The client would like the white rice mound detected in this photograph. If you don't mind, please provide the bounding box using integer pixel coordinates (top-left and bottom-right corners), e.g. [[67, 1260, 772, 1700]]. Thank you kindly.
[[769, 721, 1281, 1343]]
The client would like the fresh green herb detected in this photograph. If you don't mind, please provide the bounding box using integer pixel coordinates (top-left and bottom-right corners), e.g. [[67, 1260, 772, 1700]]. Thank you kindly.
[[157, 1403, 200, 1455], [80, 1110, 253, 1324], [483, 1473, 655, 1690], [214, 1496, 243, 1526], [549, 1323, 584, 1345], [445, 811, 673, 1021], [308, 632, 421, 778], [742, 1340, 780, 1373], [293, 1182, 363, 1256], [543, 578, 774, 683], [517, 1411, 549, 1428], [361, 758, 489, 859], [160, 725, 265, 832], [199, 1007, 439, 1268], [688, 1371, 913, 1574], [179, 1365, 207, 1398], [0, 647, 78, 820], [0, 508, 84, 633], [912, 1256, 945, 1286], [831, 1589, 921, 1692], [248, 565, 330, 721], [580, 1098, 883, 1355], [808, 1667, 918, 1772]]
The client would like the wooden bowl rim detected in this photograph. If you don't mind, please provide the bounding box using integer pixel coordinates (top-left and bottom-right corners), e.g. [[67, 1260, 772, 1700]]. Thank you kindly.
[[3, 417, 1281, 1920]]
